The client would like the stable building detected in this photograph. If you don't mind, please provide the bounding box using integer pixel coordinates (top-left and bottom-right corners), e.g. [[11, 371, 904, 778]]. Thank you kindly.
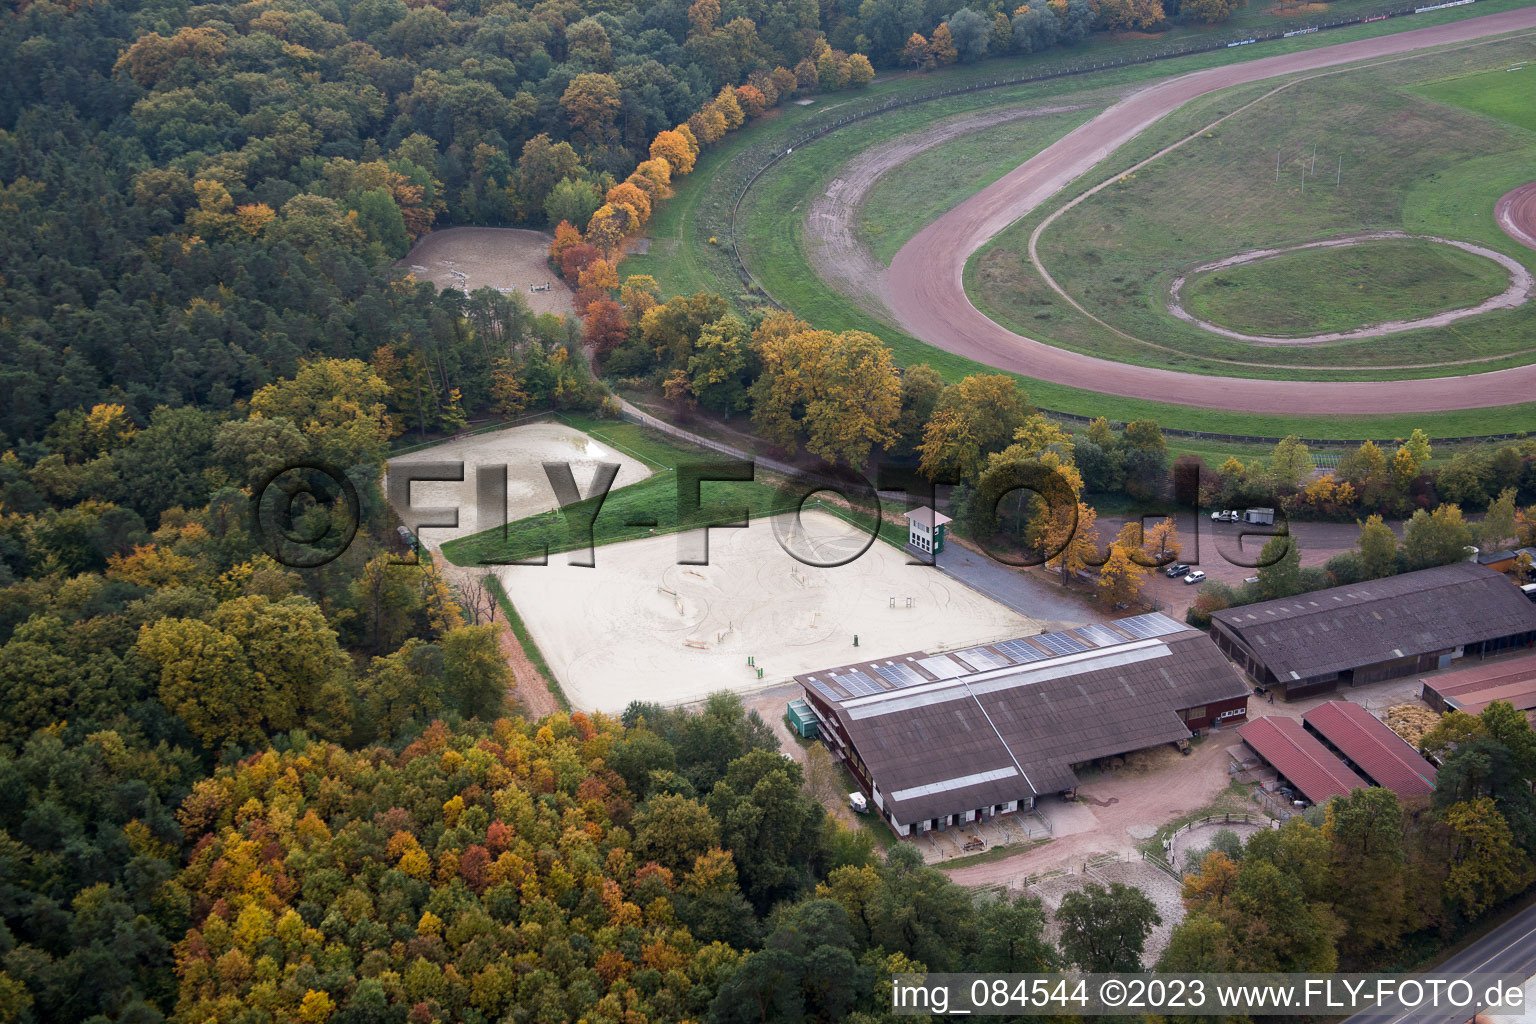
[[794, 613, 1249, 836], [1421, 652, 1536, 727], [1209, 563, 1536, 699], [1302, 700, 1436, 798], [1238, 716, 1367, 807]]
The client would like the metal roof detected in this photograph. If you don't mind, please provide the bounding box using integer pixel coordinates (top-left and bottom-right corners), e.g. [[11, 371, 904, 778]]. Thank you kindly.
[[1303, 701, 1436, 797], [1422, 652, 1536, 714], [1239, 716, 1369, 805], [810, 629, 1248, 825], [1419, 654, 1536, 709], [1211, 563, 1536, 682], [903, 506, 953, 528]]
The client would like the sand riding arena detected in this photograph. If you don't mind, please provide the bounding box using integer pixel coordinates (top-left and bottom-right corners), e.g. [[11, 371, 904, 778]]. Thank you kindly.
[[385, 421, 653, 551], [400, 227, 574, 316], [495, 509, 1037, 712]]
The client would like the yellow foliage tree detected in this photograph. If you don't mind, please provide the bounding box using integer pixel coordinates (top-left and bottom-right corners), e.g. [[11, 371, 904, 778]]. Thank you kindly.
[[1097, 543, 1148, 606]]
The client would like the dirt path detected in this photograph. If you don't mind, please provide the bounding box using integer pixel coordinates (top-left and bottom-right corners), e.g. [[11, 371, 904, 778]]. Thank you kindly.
[[438, 559, 561, 719], [1163, 231, 1534, 344], [883, 8, 1536, 415], [495, 609, 560, 719], [803, 102, 1091, 319], [943, 729, 1245, 887], [1497, 180, 1536, 251]]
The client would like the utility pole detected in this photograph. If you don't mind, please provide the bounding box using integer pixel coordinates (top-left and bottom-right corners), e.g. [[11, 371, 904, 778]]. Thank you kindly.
[[1276, 148, 1281, 185], [1336, 154, 1341, 187]]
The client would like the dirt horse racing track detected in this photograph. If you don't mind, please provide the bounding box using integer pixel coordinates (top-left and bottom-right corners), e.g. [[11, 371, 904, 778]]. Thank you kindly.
[[882, 6, 1536, 415]]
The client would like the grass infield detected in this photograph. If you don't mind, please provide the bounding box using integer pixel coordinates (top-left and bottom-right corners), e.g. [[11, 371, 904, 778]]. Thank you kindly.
[[1179, 236, 1512, 337]]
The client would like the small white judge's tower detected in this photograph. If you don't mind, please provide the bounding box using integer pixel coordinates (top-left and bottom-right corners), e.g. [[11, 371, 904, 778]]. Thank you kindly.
[[903, 506, 952, 556]]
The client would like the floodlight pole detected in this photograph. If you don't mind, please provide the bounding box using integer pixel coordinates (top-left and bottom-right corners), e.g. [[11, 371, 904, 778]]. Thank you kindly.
[[1276, 148, 1281, 184], [1336, 155, 1341, 187]]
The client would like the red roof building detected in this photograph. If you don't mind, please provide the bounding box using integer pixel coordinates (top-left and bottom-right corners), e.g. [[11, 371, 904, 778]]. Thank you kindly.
[[1422, 653, 1536, 725], [1238, 716, 1368, 806], [1302, 701, 1437, 798]]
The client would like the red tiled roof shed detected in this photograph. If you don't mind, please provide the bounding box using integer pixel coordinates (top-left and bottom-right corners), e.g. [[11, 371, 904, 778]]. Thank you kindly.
[[1239, 716, 1368, 805], [1303, 700, 1436, 798]]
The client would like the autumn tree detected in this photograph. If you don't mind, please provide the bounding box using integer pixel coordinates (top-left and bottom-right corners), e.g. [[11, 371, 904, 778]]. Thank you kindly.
[[1255, 533, 1302, 600], [1326, 787, 1407, 957], [1402, 504, 1475, 570], [1270, 434, 1314, 491], [650, 130, 696, 175], [1357, 514, 1399, 579], [1441, 797, 1526, 916], [751, 326, 900, 467], [1482, 486, 1518, 550], [249, 358, 395, 466], [1098, 539, 1149, 606], [560, 73, 622, 147], [136, 595, 352, 747], [584, 299, 630, 361], [902, 32, 932, 69], [928, 22, 958, 65]]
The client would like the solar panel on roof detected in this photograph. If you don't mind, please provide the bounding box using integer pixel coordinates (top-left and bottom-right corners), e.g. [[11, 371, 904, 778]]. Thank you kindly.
[[836, 670, 884, 696], [995, 639, 1049, 664], [808, 679, 843, 703], [875, 663, 926, 688], [1117, 612, 1185, 639], [1073, 623, 1126, 648], [918, 655, 965, 679], [956, 646, 1010, 670], [1035, 631, 1089, 656]]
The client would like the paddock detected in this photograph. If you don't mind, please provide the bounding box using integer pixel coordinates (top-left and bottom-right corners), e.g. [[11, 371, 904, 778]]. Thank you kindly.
[[400, 227, 574, 316], [494, 509, 1037, 711]]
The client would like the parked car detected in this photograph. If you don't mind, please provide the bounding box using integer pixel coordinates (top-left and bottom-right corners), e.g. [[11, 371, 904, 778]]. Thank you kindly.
[[1183, 570, 1207, 585], [1211, 510, 1239, 521], [1165, 562, 1191, 578]]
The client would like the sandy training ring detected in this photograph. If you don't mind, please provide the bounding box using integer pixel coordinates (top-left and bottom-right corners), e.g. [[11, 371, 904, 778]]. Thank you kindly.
[[1165, 231, 1534, 346]]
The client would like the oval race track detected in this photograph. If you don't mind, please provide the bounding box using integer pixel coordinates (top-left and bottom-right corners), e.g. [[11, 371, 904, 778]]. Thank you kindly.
[[883, 6, 1536, 416]]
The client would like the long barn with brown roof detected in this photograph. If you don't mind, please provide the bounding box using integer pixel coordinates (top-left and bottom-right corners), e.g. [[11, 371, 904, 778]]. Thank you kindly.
[[795, 613, 1249, 836], [1210, 563, 1536, 699]]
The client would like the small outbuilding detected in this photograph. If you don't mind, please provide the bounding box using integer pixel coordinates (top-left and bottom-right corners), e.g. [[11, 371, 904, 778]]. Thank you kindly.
[[786, 698, 821, 739], [903, 506, 952, 557]]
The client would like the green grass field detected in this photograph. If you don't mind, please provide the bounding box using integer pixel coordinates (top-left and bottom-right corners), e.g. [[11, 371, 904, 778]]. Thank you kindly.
[[1180, 236, 1511, 336], [630, 0, 1536, 442], [970, 36, 1536, 378], [1415, 62, 1536, 132]]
